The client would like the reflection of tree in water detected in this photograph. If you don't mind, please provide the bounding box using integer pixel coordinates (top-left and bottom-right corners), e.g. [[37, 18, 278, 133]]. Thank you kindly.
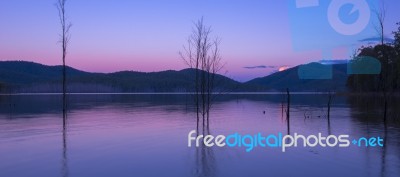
[[348, 95, 400, 177], [61, 110, 69, 177], [347, 95, 400, 125], [380, 125, 388, 177], [193, 128, 216, 177]]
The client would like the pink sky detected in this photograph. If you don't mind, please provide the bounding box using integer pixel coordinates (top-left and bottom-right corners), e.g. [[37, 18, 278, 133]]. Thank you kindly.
[[1, 0, 398, 81]]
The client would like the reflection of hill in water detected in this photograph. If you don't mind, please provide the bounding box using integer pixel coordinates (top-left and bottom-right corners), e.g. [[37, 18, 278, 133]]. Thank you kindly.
[[0, 93, 346, 115], [1, 94, 399, 128]]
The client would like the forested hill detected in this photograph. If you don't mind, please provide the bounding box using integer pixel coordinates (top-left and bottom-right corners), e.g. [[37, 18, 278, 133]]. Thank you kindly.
[[245, 63, 348, 92], [0, 61, 349, 93], [0, 61, 243, 93]]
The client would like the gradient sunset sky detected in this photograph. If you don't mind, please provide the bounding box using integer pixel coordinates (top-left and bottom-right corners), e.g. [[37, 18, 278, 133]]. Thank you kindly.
[[0, 0, 399, 81]]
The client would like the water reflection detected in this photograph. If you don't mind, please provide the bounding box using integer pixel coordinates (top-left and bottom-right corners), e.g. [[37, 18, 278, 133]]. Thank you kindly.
[[0, 94, 399, 177], [194, 128, 216, 177], [347, 94, 400, 124], [347, 95, 400, 177], [62, 109, 68, 177], [381, 125, 388, 177]]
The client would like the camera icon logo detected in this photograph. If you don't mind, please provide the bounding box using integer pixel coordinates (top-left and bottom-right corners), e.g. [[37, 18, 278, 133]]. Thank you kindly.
[[328, 0, 371, 35]]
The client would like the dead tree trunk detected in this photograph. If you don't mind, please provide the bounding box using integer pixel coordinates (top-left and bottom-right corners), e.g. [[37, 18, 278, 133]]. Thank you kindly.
[[180, 17, 223, 134], [327, 92, 332, 120], [286, 88, 290, 134], [56, 0, 71, 113]]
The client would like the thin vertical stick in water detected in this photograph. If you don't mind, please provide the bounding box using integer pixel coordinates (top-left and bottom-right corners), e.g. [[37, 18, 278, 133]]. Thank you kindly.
[[327, 91, 332, 135], [286, 88, 290, 135]]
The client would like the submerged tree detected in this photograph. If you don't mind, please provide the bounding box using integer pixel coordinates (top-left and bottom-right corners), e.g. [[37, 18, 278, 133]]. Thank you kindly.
[[56, 1, 71, 176], [374, 0, 386, 46], [180, 17, 223, 133], [286, 88, 290, 135], [56, 0, 72, 112]]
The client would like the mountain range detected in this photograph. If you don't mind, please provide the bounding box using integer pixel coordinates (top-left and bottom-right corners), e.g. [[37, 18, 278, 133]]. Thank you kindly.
[[0, 61, 348, 93]]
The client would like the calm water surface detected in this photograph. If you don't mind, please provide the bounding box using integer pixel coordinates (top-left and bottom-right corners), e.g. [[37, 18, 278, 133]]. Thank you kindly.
[[0, 94, 399, 177]]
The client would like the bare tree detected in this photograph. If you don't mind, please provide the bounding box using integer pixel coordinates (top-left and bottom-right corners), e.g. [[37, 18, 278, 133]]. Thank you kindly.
[[286, 88, 290, 135], [56, 0, 72, 112], [205, 39, 223, 125], [374, 0, 386, 46], [180, 17, 223, 133], [374, 1, 390, 124], [56, 2, 71, 176]]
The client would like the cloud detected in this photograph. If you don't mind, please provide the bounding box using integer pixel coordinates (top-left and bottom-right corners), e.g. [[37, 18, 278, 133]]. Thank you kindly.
[[318, 59, 349, 65], [243, 65, 267, 69], [243, 65, 276, 69], [359, 36, 394, 44]]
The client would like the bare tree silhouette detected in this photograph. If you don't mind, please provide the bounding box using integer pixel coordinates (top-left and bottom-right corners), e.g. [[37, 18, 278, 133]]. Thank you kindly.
[[56, 0, 72, 113], [374, 0, 386, 46], [56, 1, 71, 176], [180, 17, 223, 134], [374, 1, 390, 124]]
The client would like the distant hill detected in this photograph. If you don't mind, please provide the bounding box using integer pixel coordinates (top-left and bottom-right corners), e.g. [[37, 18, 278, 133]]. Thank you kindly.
[[0, 61, 348, 93], [245, 63, 348, 92], [0, 61, 242, 93]]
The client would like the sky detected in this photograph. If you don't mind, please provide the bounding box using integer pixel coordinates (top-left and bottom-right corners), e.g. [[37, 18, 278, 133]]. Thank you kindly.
[[0, 0, 399, 82]]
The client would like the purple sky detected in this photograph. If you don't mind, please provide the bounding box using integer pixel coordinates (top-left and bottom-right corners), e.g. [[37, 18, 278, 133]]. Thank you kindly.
[[0, 0, 399, 81]]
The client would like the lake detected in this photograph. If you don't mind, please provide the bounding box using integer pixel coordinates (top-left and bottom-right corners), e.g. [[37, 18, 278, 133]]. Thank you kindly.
[[0, 94, 399, 177]]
